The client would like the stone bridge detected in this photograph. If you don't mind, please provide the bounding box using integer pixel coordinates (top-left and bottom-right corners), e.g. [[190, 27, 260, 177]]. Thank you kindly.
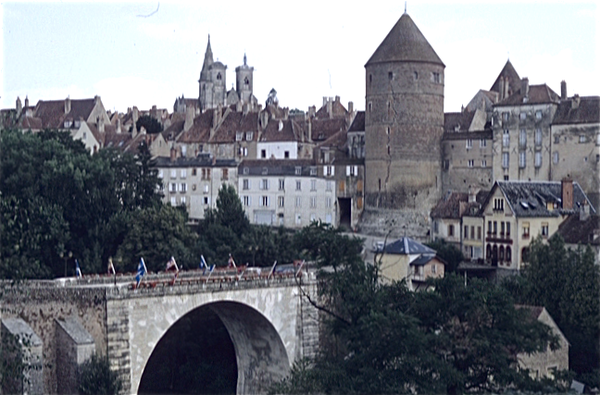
[[0, 270, 319, 394]]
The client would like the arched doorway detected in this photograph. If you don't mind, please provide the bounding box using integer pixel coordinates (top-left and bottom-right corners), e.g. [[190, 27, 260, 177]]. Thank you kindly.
[[138, 301, 290, 394]]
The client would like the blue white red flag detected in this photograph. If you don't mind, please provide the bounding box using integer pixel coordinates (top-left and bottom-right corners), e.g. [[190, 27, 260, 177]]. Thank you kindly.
[[75, 259, 82, 278], [136, 258, 147, 287], [228, 254, 237, 269], [268, 260, 278, 279], [200, 255, 208, 273], [206, 264, 215, 279], [166, 256, 179, 272]]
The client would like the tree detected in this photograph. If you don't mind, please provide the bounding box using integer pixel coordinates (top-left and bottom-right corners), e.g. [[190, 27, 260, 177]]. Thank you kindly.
[[505, 235, 600, 382], [135, 115, 163, 134], [274, 222, 564, 394], [78, 354, 122, 395], [425, 239, 463, 273]]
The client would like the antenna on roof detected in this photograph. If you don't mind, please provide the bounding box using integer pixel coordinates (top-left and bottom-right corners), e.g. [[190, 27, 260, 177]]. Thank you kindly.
[[404, 1, 407, 13]]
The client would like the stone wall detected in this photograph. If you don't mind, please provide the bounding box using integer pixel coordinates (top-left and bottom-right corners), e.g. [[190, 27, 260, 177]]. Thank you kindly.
[[358, 206, 431, 241]]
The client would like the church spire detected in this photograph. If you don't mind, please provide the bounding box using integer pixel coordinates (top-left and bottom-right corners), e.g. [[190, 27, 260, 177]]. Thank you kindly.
[[199, 35, 214, 82]]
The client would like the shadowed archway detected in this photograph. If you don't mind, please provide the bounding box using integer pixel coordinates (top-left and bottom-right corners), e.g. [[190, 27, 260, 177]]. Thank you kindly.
[[138, 301, 290, 394]]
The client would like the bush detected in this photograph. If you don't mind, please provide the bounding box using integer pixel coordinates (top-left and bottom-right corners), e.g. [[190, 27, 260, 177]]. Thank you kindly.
[[78, 354, 122, 395]]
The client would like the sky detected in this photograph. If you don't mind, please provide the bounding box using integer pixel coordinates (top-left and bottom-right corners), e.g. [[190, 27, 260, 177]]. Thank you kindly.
[[1, 1, 598, 115]]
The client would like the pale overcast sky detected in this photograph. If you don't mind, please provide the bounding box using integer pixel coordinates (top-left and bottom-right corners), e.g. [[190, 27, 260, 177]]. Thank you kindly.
[[1, 1, 598, 114]]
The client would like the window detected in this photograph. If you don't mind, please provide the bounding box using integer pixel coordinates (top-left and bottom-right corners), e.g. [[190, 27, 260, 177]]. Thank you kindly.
[[326, 181, 333, 191], [310, 167, 317, 176], [239, 146, 248, 157], [158, 170, 163, 179], [295, 213, 301, 225], [553, 152, 559, 164], [579, 135, 586, 143], [236, 132, 243, 141], [535, 110, 542, 120], [246, 132, 253, 141], [260, 179, 269, 190], [192, 168, 197, 176], [522, 247, 529, 263], [203, 196, 210, 205], [295, 196, 301, 207], [170, 183, 177, 193], [432, 72, 440, 83], [519, 151, 526, 168], [171, 169, 177, 178], [310, 196, 317, 208], [324, 165, 334, 176], [191, 184, 196, 191], [519, 129, 527, 147], [464, 226, 469, 239], [493, 221, 498, 235], [467, 160, 474, 168], [487, 221, 492, 235], [499, 246, 505, 260], [535, 152, 542, 168], [260, 196, 270, 207], [522, 222, 530, 238], [502, 112, 510, 122], [541, 222, 549, 237], [180, 183, 187, 192], [535, 128, 542, 146], [477, 226, 482, 240], [222, 168, 229, 180], [503, 130, 510, 147], [506, 222, 511, 237], [346, 165, 358, 176], [203, 168, 211, 180], [471, 226, 475, 240], [480, 139, 487, 148], [278, 179, 285, 191], [506, 247, 512, 262], [243, 196, 250, 206], [243, 179, 249, 190], [326, 197, 332, 208], [520, 112, 527, 121], [295, 166, 301, 175], [296, 180, 301, 191], [261, 149, 267, 158], [262, 167, 268, 175], [284, 151, 289, 159], [414, 71, 419, 80], [310, 179, 317, 191], [494, 198, 504, 211], [203, 185, 209, 193], [501, 221, 505, 235], [466, 139, 473, 149], [310, 213, 316, 222], [481, 159, 487, 167], [170, 196, 176, 206], [431, 264, 437, 274], [278, 196, 284, 208], [502, 152, 510, 169], [448, 224, 454, 237], [388, 71, 393, 80]]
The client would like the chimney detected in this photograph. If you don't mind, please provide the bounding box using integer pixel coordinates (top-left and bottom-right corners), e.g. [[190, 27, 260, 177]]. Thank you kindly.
[[468, 185, 477, 203], [98, 116, 105, 133], [499, 77, 505, 100], [348, 101, 354, 114], [322, 97, 327, 107], [308, 105, 316, 118], [213, 108, 219, 129], [284, 108, 289, 120], [184, 106, 194, 132], [335, 95, 340, 103], [170, 146, 178, 162], [116, 118, 122, 134], [521, 78, 529, 98], [64, 96, 71, 114], [572, 94, 580, 110], [307, 118, 312, 142], [561, 178, 574, 210], [580, 200, 590, 221], [327, 98, 333, 118], [260, 110, 269, 130], [560, 80, 567, 100], [94, 95, 100, 104], [132, 107, 139, 133], [24, 96, 29, 108]]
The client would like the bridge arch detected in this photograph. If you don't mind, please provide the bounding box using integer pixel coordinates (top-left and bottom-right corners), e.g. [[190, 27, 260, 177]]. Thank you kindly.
[[138, 301, 290, 394]]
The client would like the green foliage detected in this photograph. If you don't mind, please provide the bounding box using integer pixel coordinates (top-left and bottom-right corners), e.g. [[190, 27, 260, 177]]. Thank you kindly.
[[78, 354, 122, 395], [505, 235, 600, 379], [425, 239, 464, 273], [275, 223, 566, 394], [135, 114, 163, 134]]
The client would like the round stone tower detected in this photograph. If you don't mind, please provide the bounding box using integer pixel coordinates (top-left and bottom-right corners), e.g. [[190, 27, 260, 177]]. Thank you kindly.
[[364, 12, 445, 215]]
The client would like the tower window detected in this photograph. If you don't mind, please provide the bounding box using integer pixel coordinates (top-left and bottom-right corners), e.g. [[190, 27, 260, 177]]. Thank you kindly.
[[414, 71, 418, 80], [432, 72, 440, 83], [217, 73, 222, 80], [388, 72, 393, 80], [369, 74, 373, 84], [244, 77, 249, 85]]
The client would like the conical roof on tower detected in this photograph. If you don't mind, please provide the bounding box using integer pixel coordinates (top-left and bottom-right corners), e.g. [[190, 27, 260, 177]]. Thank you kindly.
[[199, 35, 214, 82], [489, 59, 520, 94], [366, 13, 444, 67]]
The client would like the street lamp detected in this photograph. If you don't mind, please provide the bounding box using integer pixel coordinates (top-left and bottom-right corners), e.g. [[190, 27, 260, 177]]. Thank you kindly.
[[60, 251, 72, 277]]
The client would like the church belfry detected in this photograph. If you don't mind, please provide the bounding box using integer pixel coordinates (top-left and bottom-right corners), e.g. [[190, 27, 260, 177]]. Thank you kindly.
[[198, 35, 227, 112], [364, 12, 445, 218], [235, 53, 254, 105]]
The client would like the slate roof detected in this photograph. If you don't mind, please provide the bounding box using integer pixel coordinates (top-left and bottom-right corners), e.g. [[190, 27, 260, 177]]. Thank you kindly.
[[260, 118, 299, 143], [496, 84, 560, 106], [383, 237, 435, 255], [366, 13, 444, 67], [311, 118, 347, 142], [553, 96, 600, 125], [35, 98, 96, 128], [490, 60, 521, 94], [238, 159, 317, 176], [211, 110, 259, 143], [155, 154, 237, 168], [444, 111, 476, 133], [556, 213, 600, 246], [175, 111, 214, 144], [491, 181, 595, 217], [315, 99, 348, 119], [410, 254, 445, 266], [431, 191, 468, 219], [442, 130, 492, 141], [348, 111, 365, 132]]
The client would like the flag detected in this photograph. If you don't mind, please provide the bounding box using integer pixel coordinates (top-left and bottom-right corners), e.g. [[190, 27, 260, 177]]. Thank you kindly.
[[295, 260, 305, 277], [268, 260, 278, 279], [166, 256, 179, 272], [75, 259, 82, 278], [136, 257, 147, 287], [108, 258, 116, 275], [199, 255, 208, 273], [228, 254, 237, 269], [207, 264, 215, 279]]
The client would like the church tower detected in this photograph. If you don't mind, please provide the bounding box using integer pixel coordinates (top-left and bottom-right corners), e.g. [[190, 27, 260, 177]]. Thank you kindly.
[[364, 12, 445, 223], [235, 53, 254, 105], [198, 36, 227, 112]]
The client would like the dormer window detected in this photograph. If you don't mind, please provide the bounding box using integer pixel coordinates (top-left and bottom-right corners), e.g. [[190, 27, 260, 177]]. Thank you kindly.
[[236, 132, 243, 141], [493, 198, 504, 211], [295, 166, 301, 175], [246, 132, 253, 141], [64, 120, 72, 128]]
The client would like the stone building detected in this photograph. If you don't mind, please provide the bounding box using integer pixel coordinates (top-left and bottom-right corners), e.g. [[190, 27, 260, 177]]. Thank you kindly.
[[364, 12, 444, 222]]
